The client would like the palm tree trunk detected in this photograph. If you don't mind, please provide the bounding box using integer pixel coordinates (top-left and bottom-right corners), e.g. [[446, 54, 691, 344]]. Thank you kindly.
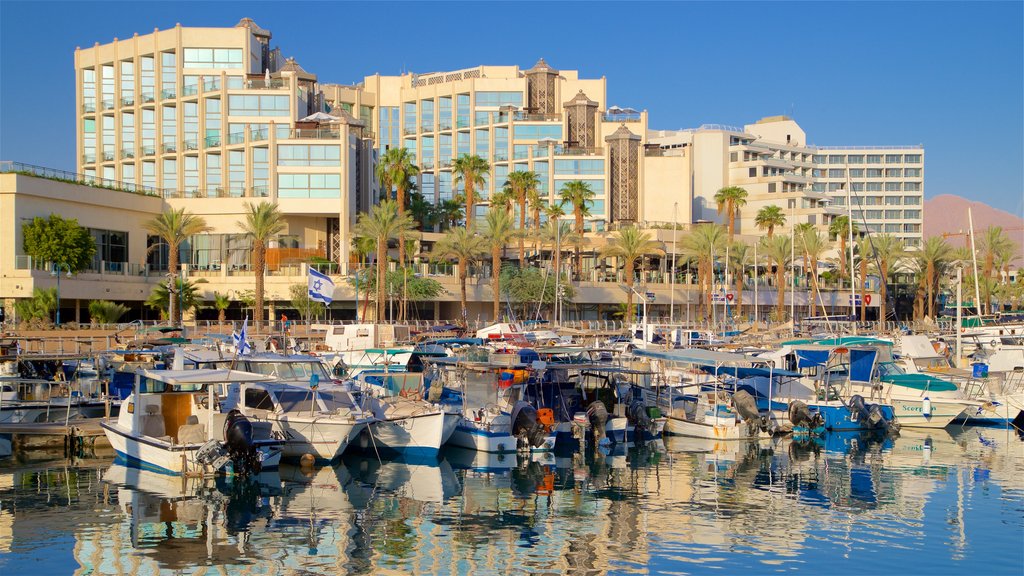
[[839, 236, 847, 283], [575, 210, 583, 279], [459, 261, 468, 325], [518, 198, 527, 265], [377, 238, 386, 322], [734, 265, 744, 319], [880, 263, 889, 326], [810, 257, 821, 318], [727, 201, 735, 242], [776, 264, 785, 321], [625, 260, 635, 320], [465, 183, 475, 231], [255, 243, 266, 330], [926, 261, 935, 318], [168, 246, 179, 325], [860, 259, 868, 322], [492, 248, 501, 321]]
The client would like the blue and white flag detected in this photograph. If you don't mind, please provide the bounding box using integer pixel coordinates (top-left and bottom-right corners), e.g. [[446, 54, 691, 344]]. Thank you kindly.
[[233, 316, 252, 356], [308, 268, 335, 305]]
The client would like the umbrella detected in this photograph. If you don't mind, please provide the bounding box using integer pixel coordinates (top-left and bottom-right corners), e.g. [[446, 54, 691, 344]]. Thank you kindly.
[[300, 112, 341, 123], [265, 68, 270, 83]]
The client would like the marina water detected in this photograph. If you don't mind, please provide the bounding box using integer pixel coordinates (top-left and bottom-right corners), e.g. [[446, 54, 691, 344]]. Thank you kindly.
[[1, 428, 1021, 574]]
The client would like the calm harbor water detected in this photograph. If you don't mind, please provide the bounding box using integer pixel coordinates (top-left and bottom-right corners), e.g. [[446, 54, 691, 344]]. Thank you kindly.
[[1, 428, 1021, 575]]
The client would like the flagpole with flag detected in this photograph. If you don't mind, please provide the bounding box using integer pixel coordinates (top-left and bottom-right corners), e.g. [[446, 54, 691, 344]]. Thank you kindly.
[[308, 267, 336, 310], [230, 315, 251, 370]]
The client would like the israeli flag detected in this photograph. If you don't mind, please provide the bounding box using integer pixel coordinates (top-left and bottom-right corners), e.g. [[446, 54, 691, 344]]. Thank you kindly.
[[233, 316, 252, 356], [308, 268, 335, 305]]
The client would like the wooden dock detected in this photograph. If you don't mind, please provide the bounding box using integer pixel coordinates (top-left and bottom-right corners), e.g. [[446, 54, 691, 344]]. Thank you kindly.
[[0, 418, 110, 453]]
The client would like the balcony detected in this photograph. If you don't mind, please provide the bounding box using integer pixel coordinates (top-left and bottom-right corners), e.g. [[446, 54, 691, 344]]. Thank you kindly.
[[552, 146, 604, 157], [204, 135, 222, 148], [102, 151, 115, 162], [82, 102, 96, 113], [252, 185, 270, 197], [403, 126, 418, 136], [226, 131, 245, 145], [140, 92, 156, 104], [250, 129, 269, 142], [161, 88, 176, 99], [181, 85, 199, 97], [243, 78, 286, 90], [284, 128, 342, 140], [82, 153, 96, 164], [120, 148, 135, 159], [455, 119, 470, 129], [420, 160, 435, 170], [0, 161, 161, 197], [162, 142, 177, 154], [120, 96, 134, 107], [438, 121, 452, 131], [183, 139, 199, 151], [514, 112, 561, 122], [203, 79, 221, 92], [141, 145, 156, 157], [101, 98, 115, 110]]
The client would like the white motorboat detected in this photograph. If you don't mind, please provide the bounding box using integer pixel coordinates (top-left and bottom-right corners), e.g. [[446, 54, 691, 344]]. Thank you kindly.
[[353, 371, 449, 457], [100, 369, 283, 476]]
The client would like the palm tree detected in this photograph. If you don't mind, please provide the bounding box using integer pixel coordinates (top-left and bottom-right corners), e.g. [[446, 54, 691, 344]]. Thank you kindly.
[[755, 205, 786, 238], [490, 187, 515, 216], [143, 208, 210, 325], [376, 148, 420, 268], [828, 216, 858, 284], [482, 208, 519, 320], [918, 237, 953, 318], [799, 228, 830, 317], [540, 219, 579, 300], [435, 195, 465, 231], [237, 201, 286, 330], [713, 186, 748, 242], [869, 234, 906, 325], [452, 154, 490, 231], [354, 199, 415, 322], [505, 171, 540, 264], [559, 180, 596, 278], [759, 235, 793, 321], [433, 227, 487, 325], [681, 224, 727, 318], [599, 226, 663, 321], [978, 226, 1014, 314], [145, 278, 208, 321], [728, 241, 751, 318], [407, 191, 435, 231], [212, 291, 231, 324]]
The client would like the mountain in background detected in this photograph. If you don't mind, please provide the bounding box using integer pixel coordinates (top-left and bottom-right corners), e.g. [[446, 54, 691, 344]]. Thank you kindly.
[[924, 194, 1024, 258]]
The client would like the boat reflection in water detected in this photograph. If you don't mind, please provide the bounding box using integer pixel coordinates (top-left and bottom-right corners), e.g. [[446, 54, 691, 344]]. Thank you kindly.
[[0, 427, 1020, 575]]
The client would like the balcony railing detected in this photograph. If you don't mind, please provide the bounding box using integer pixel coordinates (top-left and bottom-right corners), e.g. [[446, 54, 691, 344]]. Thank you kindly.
[[162, 142, 177, 153], [252, 185, 270, 197], [102, 151, 115, 162], [141, 145, 156, 157], [121, 148, 135, 159], [101, 98, 115, 110], [140, 92, 156, 103], [183, 139, 199, 151], [82, 102, 96, 113], [243, 78, 286, 90], [403, 126, 418, 136], [284, 128, 342, 140], [602, 114, 641, 123], [226, 131, 245, 145], [120, 96, 134, 106], [161, 88, 176, 99], [0, 161, 161, 197], [181, 85, 199, 97], [552, 146, 604, 157], [250, 129, 269, 142], [513, 112, 561, 122], [82, 154, 96, 164], [204, 135, 222, 148], [438, 121, 453, 131], [203, 79, 220, 92]]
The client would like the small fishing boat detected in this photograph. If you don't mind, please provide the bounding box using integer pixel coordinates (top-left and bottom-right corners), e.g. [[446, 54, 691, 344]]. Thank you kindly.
[[351, 370, 449, 457]]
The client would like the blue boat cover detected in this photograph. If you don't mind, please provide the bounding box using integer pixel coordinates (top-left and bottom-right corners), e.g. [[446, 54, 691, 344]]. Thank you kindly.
[[849, 348, 877, 383], [795, 349, 830, 369], [698, 366, 802, 379]]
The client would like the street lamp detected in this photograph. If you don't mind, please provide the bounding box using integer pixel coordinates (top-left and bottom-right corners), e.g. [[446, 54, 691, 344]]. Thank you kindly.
[[50, 263, 72, 326]]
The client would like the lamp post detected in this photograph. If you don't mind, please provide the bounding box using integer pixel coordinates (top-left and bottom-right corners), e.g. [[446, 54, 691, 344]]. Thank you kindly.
[[51, 263, 72, 326]]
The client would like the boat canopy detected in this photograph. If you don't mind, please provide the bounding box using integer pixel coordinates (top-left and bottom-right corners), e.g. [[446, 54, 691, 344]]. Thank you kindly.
[[137, 368, 273, 392], [633, 348, 761, 366], [701, 366, 802, 379], [881, 373, 958, 392]]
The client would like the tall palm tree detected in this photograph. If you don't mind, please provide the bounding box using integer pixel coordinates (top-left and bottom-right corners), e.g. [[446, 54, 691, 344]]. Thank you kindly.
[[681, 224, 727, 318], [760, 235, 793, 321], [918, 236, 953, 318], [828, 215, 858, 284], [452, 154, 490, 231], [376, 148, 420, 269], [978, 226, 1014, 314], [713, 186, 748, 242], [490, 187, 515, 216], [144, 207, 211, 326], [237, 201, 286, 330], [728, 241, 751, 318], [559, 180, 596, 278], [433, 227, 487, 325], [599, 226, 663, 321], [755, 205, 786, 238], [869, 234, 906, 325], [482, 208, 519, 320], [505, 170, 540, 264], [435, 195, 465, 231], [354, 199, 415, 322], [799, 228, 830, 317], [212, 291, 231, 324]]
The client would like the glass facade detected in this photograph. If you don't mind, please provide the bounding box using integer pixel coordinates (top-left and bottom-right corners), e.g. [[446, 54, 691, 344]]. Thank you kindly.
[[182, 48, 243, 69], [227, 95, 290, 116], [277, 144, 341, 166], [278, 174, 342, 198]]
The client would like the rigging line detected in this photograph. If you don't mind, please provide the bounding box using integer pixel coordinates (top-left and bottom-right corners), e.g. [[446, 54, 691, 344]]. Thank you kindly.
[[848, 185, 897, 322]]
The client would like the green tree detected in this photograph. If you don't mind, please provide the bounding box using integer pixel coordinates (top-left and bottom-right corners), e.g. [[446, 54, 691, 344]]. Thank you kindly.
[[500, 266, 574, 320], [918, 237, 953, 318], [760, 235, 793, 321], [978, 226, 1016, 314], [755, 205, 786, 238], [854, 238, 872, 322], [14, 288, 57, 323], [681, 224, 727, 318], [376, 147, 420, 267], [505, 170, 540, 264], [145, 278, 208, 320], [482, 208, 520, 320], [354, 199, 416, 322], [600, 226, 664, 321], [236, 289, 256, 319], [212, 291, 231, 324], [144, 208, 211, 325], [526, 186, 545, 257], [434, 196, 465, 231], [347, 268, 445, 319], [237, 201, 286, 330], [288, 283, 315, 321], [540, 219, 579, 303], [452, 154, 490, 231], [559, 180, 595, 278], [407, 191, 435, 231], [433, 227, 487, 324], [88, 300, 129, 325], [828, 215, 858, 283], [713, 186, 748, 242], [21, 214, 97, 272]]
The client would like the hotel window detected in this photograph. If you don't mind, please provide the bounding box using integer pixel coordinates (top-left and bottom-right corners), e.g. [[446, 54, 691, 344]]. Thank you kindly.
[[475, 129, 489, 159], [866, 182, 883, 192], [403, 138, 416, 161], [904, 182, 921, 191], [768, 183, 777, 193], [183, 102, 199, 150], [359, 105, 373, 128], [82, 69, 96, 112], [904, 154, 922, 164], [865, 154, 882, 164], [554, 159, 604, 175], [403, 102, 416, 134], [730, 152, 738, 162], [438, 172, 453, 200], [119, 60, 134, 106], [420, 136, 435, 169], [494, 127, 509, 161], [885, 182, 902, 191], [885, 223, 901, 233], [140, 56, 155, 102], [904, 210, 921, 219], [121, 113, 135, 157], [847, 155, 864, 164], [421, 173, 436, 202], [182, 75, 200, 97], [828, 169, 845, 178], [474, 92, 523, 107], [886, 168, 902, 177], [160, 52, 176, 98], [183, 155, 199, 193], [227, 95, 290, 116], [162, 158, 177, 193], [828, 155, 845, 164], [182, 48, 243, 69], [101, 65, 115, 109], [850, 182, 865, 192], [831, 196, 845, 206], [457, 131, 471, 157], [205, 98, 221, 146], [252, 147, 269, 195], [865, 210, 883, 219], [885, 196, 901, 205], [379, 106, 399, 151], [866, 168, 883, 178], [277, 144, 341, 166], [812, 155, 826, 164], [534, 160, 549, 194], [849, 168, 864, 177], [456, 94, 470, 128], [904, 168, 921, 177], [811, 183, 825, 192], [141, 109, 156, 155], [885, 210, 902, 219], [905, 238, 921, 248], [812, 169, 825, 178], [206, 153, 222, 192], [863, 196, 880, 205], [429, 97, 450, 131], [227, 150, 245, 196], [161, 105, 176, 152], [513, 125, 563, 140], [102, 166, 115, 181], [420, 99, 434, 132], [904, 224, 921, 233], [121, 163, 135, 185], [885, 154, 902, 163], [828, 182, 843, 192], [142, 161, 156, 189], [439, 134, 452, 166], [89, 229, 128, 270], [749, 168, 757, 177], [83, 118, 96, 163], [277, 174, 341, 199], [904, 196, 920, 205]]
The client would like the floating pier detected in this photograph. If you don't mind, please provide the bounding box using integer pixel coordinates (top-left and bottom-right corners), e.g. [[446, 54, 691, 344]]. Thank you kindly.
[[0, 418, 110, 453]]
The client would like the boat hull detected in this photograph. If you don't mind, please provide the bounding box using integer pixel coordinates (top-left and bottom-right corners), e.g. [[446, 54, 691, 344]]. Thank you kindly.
[[887, 399, 963, 428], [447, 420, 556, 453], [366, 411, 446, 457], [664, 415, 756, 440], [272, 418, 367, 461]]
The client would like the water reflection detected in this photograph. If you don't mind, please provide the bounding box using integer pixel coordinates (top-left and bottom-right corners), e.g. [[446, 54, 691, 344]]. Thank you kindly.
[[0, 429, 1020, 575]]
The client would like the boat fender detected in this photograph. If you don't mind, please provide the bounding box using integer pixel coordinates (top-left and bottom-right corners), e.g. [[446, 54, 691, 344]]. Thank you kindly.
[[922, 396, 932, 417]]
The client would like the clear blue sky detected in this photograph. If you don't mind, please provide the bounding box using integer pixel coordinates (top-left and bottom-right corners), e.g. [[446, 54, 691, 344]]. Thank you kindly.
[[2, 1, 1021, 214]]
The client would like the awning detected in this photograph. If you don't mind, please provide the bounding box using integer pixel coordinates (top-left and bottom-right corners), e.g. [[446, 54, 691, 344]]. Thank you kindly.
[[633, 348, 761, 366], [138, 369, 273, 385]]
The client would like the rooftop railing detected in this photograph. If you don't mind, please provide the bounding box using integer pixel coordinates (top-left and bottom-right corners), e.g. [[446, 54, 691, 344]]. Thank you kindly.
[[552, 146, 604, 157], [243, 78, 287, 90], [0, 160, 161, 197]]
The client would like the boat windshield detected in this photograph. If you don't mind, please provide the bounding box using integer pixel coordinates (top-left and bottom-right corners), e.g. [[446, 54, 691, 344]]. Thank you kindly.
[[274, 389, 320, 413], [247, 361, 330, 382], [877, 362, 906, 378], [318, 390, 357, 412]]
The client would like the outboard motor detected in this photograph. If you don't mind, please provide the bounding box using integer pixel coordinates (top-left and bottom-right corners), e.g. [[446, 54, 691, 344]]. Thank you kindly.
[[848, 394, 871, 424], [223, 410, 261, 476], [586, 400, 609, 444], [732, 389, 771, 432], [510, 401, 547, 449], [626, 401, 652, 436], [849, 395, 898, 433], [788, 400, 825, 430]]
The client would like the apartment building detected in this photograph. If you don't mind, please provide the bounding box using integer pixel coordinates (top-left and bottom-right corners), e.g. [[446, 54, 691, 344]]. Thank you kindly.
[[812, 147, 925, 247]]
